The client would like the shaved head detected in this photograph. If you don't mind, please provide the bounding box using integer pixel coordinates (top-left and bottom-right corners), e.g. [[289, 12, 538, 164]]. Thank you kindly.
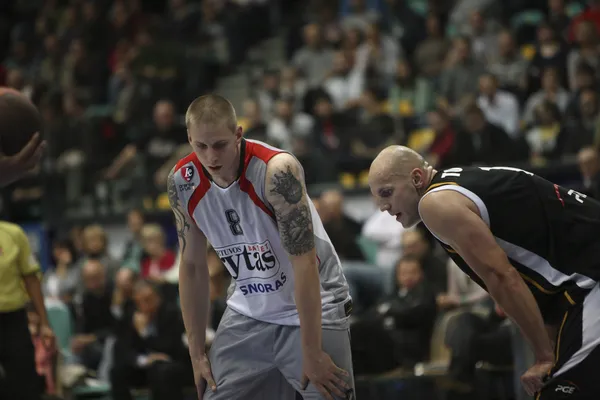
[[368, 146, 434, 228], [369, 146, 427, 185]]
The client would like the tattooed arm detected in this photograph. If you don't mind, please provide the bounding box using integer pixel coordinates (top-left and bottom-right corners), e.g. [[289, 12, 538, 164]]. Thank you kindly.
[[167, 166, 210, 357], [264, 153, 321, 352]]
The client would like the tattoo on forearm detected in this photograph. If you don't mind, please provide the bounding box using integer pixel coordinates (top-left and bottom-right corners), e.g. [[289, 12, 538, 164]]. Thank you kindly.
[[276, 204, 314, 255], [167, 168, 190, 252], [270, 165, 303, 204]]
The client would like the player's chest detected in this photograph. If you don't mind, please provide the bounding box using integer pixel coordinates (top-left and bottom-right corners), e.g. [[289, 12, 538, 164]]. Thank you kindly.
[[194, 191, 276, 243]]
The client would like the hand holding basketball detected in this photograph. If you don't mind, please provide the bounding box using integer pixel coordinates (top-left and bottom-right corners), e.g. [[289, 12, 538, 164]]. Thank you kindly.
[[192, 353, 216, 400], [0, 132, 46, 187], [301, 349, 350, 400]]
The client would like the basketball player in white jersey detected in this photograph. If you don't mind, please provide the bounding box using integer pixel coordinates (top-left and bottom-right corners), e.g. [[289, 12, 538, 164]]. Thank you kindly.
[[167, 94, 354, 400]]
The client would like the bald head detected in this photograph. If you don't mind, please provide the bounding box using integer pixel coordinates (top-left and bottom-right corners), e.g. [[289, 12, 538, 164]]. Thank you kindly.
[[369, 146, 432, 228], [369, 146, 426, 185]]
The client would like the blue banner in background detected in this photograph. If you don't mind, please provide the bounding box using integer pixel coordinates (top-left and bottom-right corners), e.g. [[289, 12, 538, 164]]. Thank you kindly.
[[20, 223, 51, 272]]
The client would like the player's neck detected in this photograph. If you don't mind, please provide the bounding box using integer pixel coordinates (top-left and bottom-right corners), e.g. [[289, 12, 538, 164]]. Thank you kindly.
[[211, 143, 243, 187], [418, 167, 437, 196]]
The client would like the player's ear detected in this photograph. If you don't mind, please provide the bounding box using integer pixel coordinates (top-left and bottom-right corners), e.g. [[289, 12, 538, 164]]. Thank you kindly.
[[187, 130, 192, 145], [234, 125, 243, 143], [411, 169, 423, 188]]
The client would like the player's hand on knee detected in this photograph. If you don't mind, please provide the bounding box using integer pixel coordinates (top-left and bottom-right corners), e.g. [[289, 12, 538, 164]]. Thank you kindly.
[[520, 360, 553, 396], [192, 353, 216, 400], [301, 349, 350, 400]]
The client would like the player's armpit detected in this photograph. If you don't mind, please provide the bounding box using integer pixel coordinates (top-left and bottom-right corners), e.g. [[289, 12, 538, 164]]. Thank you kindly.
[[264, 153, 315, 257]]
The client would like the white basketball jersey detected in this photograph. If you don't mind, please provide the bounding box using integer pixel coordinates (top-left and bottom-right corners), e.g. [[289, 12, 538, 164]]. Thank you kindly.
[[172, 139, 351, 326]]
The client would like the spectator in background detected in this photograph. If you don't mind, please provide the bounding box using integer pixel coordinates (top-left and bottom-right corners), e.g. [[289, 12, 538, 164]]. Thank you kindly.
[[413, 13, 451, 79], [256, 69, 280, 121], [110, 280, 193, 400], [319, 189, 364, 261], [61, 38, 104, 102], [523, 67, 570, 125], [567, 20, 600, 91], [354, 21, 401, 85], [312, 94, 351, 163], [563, 87, 599, 153], [238, 98, 268, 142], [439, 36, 485, 111], [106, 100, 188, 194], [360, 207, 406, 268], [111, 268, 138, 334], [350, 255, 436, 373], [477, 73, 520, 138], [437, 259, 490, 312], [463, 10, 498, 63], [77, 224, 120, 279], [349, 86, 396, 163], [453, 104, 522, 166], [266, 96, 314, 151], [547, 0, 571, 40], [139, 224, 175, 284], [578, 146, 600, 199], [121, 209, 145, 272], [387, 59, 434, 123], [164, 0, 200, 42], [486, 29, 528, 94], [292, 23, 334, 88], [527, 22, 568, 94], [322, 50, 364, 110], [567, 0, 600, 40], [339, 0, 380, 33], [37, 34, 63, 88], [43, 238, 80, 305], [444, 301, 513, 400], [564, 62, 597, 120], [423, 108, 457, 168], [525, 100, 566, 162], [381, 0, 425, 57], [401, 227, 447, 295], [279, 66, 307, 110], [72, 259, 115, 373]]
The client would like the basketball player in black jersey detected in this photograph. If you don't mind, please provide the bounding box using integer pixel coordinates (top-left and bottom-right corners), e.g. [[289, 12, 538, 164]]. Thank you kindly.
[[369, 146, 600, 399]]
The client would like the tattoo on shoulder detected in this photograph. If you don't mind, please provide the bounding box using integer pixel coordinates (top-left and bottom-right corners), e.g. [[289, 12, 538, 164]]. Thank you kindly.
[[167, 167, 190, 252], [270, 165, 303, 204], [276, 204, 314, 256]]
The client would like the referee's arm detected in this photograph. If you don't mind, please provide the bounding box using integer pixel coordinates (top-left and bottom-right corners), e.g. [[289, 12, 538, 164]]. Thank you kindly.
[[16, 228, 52, 336]]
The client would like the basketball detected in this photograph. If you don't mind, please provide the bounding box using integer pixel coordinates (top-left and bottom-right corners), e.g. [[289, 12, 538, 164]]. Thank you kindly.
[[0, 87, 42, 156]]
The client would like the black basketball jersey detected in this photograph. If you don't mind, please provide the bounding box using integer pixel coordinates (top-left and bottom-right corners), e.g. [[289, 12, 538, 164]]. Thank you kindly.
[[420, 166, 600, 324]]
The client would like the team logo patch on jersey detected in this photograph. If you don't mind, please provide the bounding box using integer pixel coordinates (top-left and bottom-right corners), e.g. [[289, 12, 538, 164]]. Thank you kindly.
[[181, 166, 194, 182]]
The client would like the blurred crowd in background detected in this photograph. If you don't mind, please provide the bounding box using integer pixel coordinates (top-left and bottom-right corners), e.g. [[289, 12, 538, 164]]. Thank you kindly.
[[3, 0, 600, 399]]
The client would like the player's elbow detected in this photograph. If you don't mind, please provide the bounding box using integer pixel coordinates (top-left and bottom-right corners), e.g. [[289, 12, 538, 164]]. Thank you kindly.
[[178, 259, 208, 281], [482, 261, 522, 293]]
